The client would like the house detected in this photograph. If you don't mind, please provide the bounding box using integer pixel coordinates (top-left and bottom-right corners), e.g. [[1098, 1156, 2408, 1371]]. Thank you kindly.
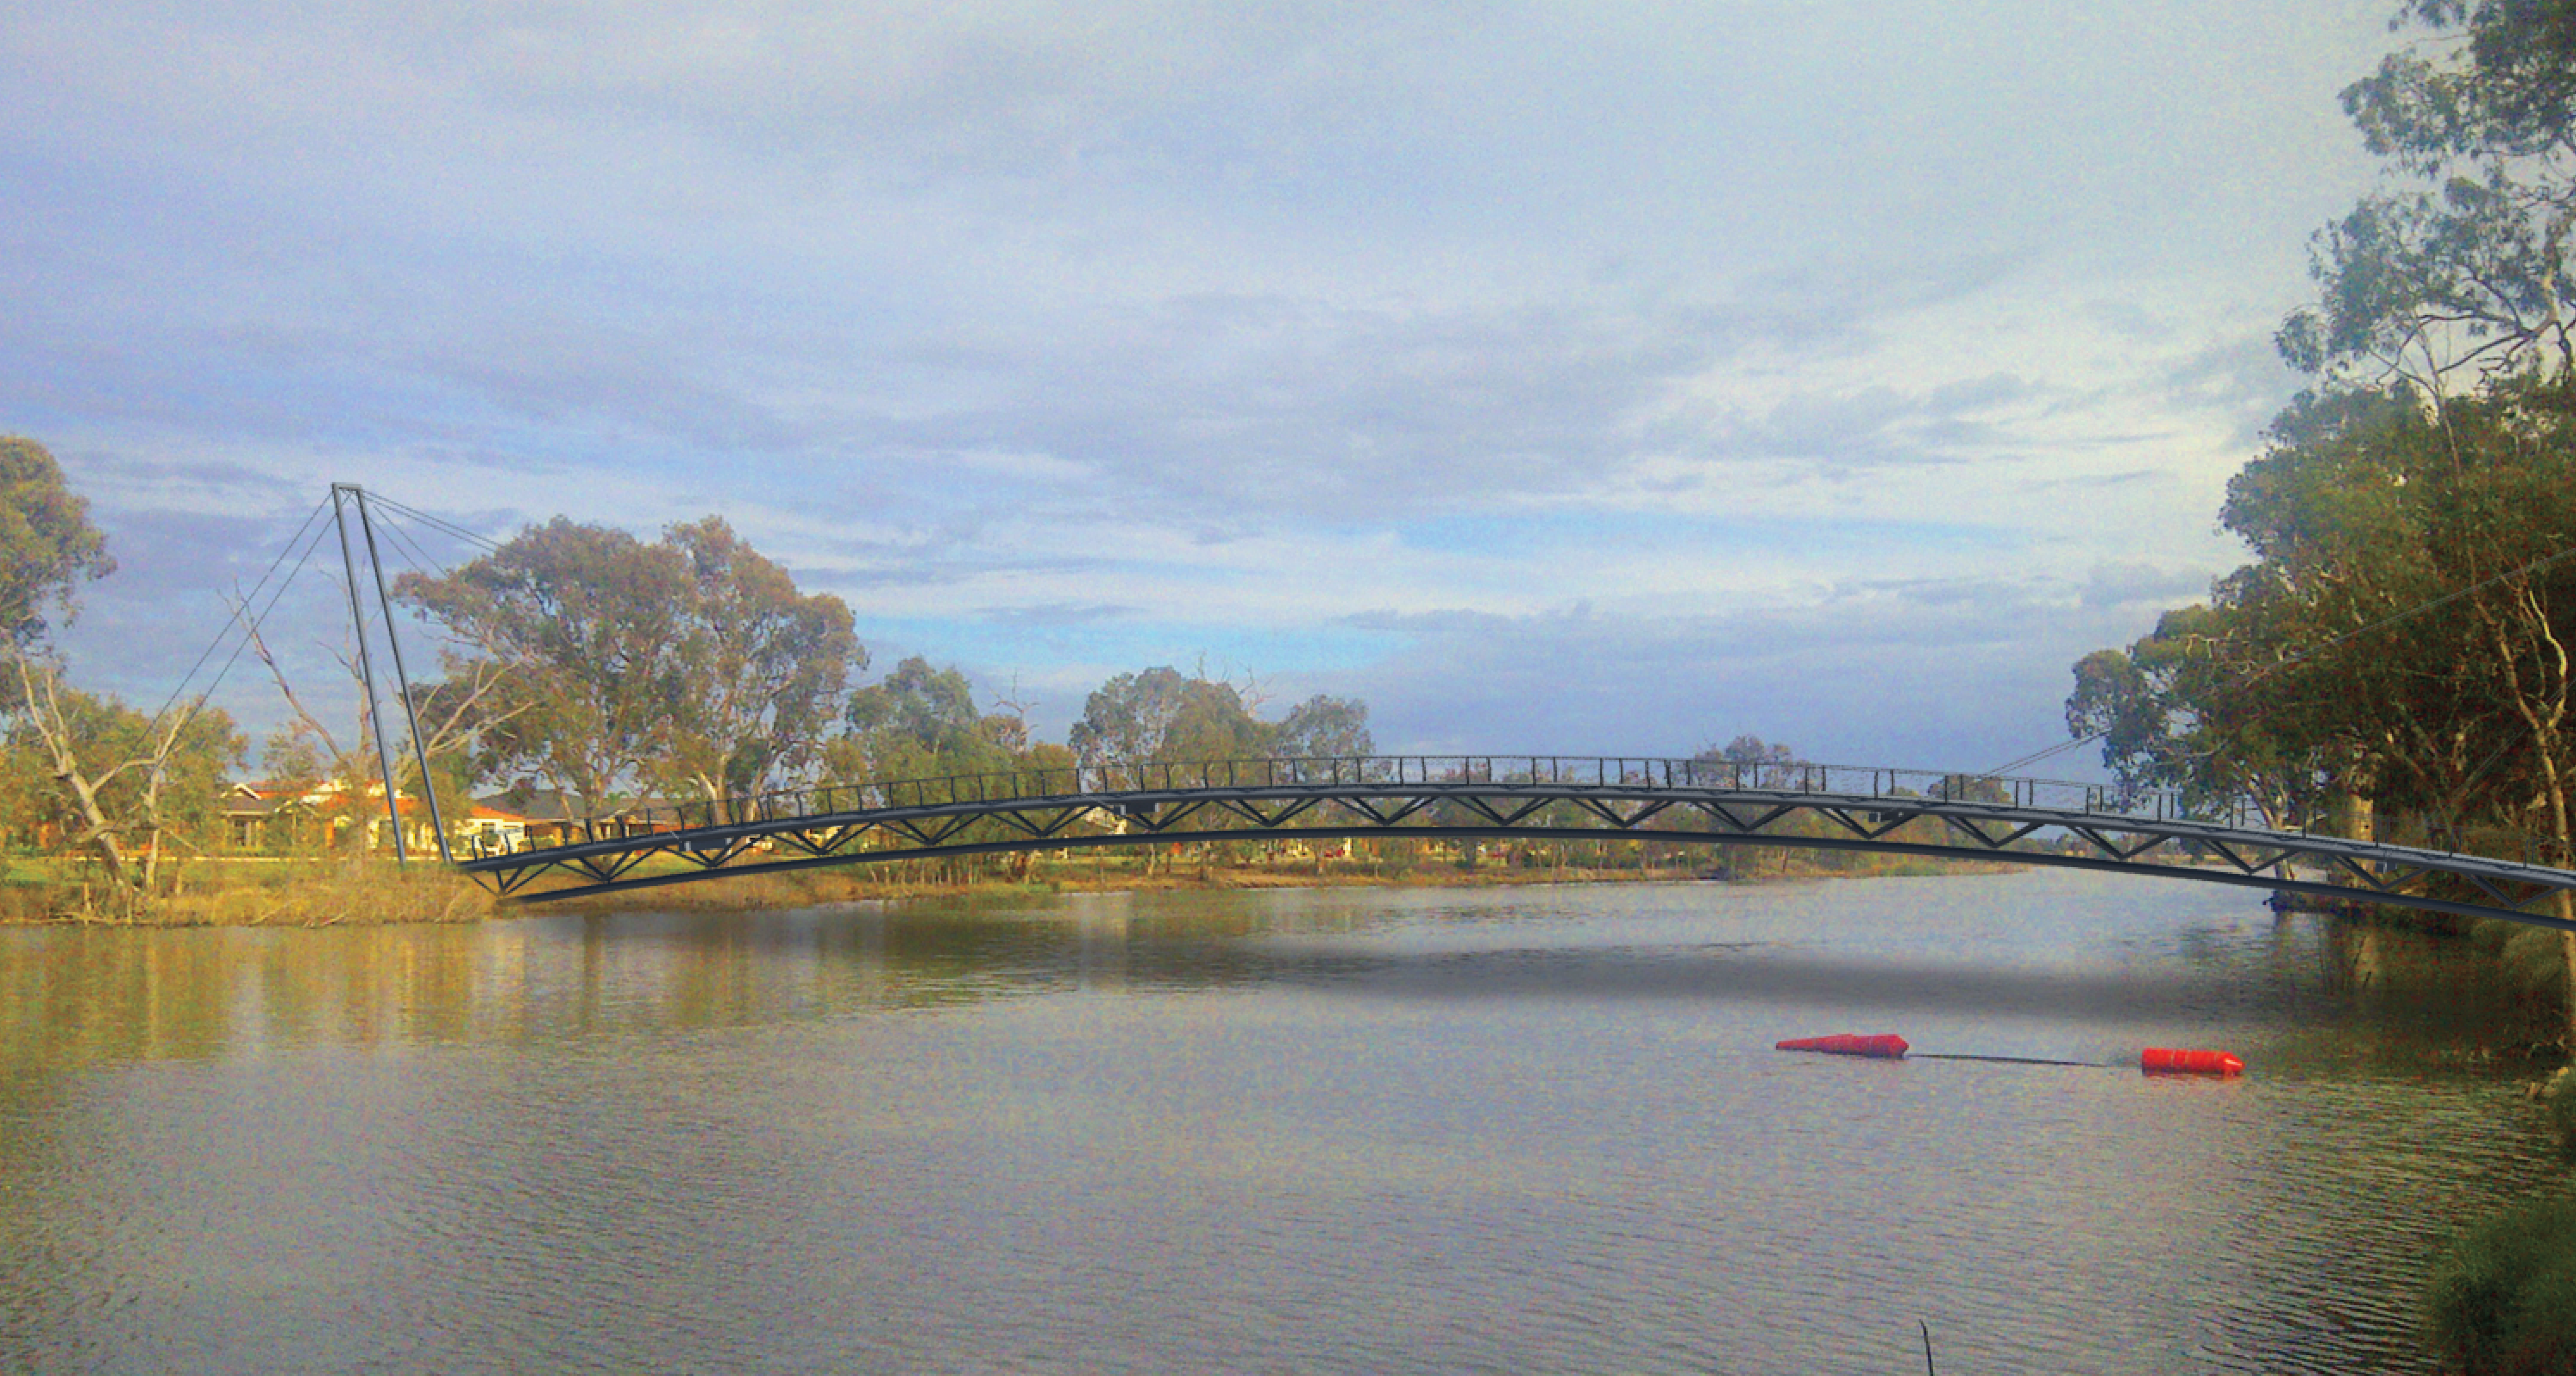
[[223, 781, 313, 850], [221, 778, 444, 855]]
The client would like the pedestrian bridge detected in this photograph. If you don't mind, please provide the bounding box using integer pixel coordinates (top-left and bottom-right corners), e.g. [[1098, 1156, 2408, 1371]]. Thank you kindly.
[[452, 755, 2576, 930]]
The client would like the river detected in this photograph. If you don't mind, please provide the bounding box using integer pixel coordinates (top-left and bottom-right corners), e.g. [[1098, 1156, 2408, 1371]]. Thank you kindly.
[[0, 868, 2563, 1374]]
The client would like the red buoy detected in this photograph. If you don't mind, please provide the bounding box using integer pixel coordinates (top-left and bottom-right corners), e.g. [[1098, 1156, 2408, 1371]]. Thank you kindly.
[[2140, 1047, 2244, 1077], [1775, 1034, 1910, 1060]]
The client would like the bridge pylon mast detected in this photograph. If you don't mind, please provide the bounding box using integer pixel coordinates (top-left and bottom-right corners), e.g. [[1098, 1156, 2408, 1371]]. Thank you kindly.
[[329, 484, 450, 864]]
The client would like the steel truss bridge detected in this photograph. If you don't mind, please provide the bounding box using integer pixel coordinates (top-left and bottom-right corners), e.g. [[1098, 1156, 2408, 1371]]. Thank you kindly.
[[453, 755, 2576, 930]]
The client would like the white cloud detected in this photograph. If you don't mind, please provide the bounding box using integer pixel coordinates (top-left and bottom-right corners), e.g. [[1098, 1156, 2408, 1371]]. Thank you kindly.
[[4, 0, 2398, 765]]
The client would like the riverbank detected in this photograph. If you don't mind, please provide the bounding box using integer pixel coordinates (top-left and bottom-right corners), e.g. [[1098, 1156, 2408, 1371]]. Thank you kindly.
[[0, 847, 2023, 926]]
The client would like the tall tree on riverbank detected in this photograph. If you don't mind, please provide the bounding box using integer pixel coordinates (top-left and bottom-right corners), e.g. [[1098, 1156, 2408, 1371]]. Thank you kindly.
[[2075, 0, 2576, 1029], [2282, 0, 2576, 390], [400, 516, 862, 818], [2288, 0, 2576, 1023], [0, 438, 241, 894], [1272, 694, 1373, 759], [398, 519, 690, 817], [1068, 667, 1263, 771], [834, 656, 1014, 785], [655, 517, 864, 807]]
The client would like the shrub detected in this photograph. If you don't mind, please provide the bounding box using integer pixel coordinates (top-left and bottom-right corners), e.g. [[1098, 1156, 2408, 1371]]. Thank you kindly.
[[2424, 1191, 2576, 1374], [2548, 1076, 2576, 1157]]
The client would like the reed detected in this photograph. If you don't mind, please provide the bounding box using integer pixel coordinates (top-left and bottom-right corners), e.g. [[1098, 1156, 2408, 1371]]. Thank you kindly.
[[2423, 1190, 2576, 1375]]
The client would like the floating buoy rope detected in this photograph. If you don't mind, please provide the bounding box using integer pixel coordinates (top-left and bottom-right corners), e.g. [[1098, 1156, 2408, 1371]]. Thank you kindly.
[[1913, 1052, 2106, 1068], [1775, 1034, 2246, 1076]]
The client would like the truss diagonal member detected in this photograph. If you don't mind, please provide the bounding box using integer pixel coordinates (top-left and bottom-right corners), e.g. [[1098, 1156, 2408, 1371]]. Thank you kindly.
[[1940, 816, 2008, 851], [1449, 794, 1555, 828], [1944, 818, 2045, 851], [2517, 881, 2576, 917], [482, 864, 543, 896], [1691, 799, 1799, 834], [2372, 865, 2430, 893], [2455, 870, 2531, 910], [1215, 796, 1322, 829], [2200, 840, 2296, 876], [607, 847, 660, 880], [1688, 800, 1755, 833], [989, 806, 1083, 839], [1130, 800, 1209, 834], [2066, 825, 2168, 863], [681, 837, 756, 870], [573, 846, 657, 884], [773, 824, 864, 858], [2324, 853, 2402, 894], [1338, 795, 1434, 827], [1569, 797, 1675, 830], [1811, 806, 1914, 841], [885, 813, 980, 848]]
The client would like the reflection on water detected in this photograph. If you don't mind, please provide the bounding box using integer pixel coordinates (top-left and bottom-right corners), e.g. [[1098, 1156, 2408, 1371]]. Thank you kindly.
[[0, 870, 2564, 1374]]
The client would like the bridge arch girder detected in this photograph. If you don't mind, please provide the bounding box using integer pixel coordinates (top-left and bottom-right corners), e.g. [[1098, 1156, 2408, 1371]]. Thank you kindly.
[[456, 776, 2576, 931]]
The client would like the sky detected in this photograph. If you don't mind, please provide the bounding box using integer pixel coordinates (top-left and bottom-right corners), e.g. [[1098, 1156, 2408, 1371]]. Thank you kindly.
[[1, 1, 2403, 777]]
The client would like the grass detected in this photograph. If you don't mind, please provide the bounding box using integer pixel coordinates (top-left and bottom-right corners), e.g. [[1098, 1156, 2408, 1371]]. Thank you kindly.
[[2424, 1190, 2576, 1374], [2549, 1072, 2576, 1157], [0, 855, 494, 927]]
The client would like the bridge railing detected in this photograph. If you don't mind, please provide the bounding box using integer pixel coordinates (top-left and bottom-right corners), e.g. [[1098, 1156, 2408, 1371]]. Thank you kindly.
[[463, 756, 2283, 860]]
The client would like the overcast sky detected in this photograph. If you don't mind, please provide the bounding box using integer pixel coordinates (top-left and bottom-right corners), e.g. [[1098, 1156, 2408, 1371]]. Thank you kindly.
[[2, 1, 2400, 774]]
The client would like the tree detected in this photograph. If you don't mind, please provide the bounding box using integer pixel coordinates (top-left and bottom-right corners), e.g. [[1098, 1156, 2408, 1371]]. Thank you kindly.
[[1273, 694, 1374, 758], [1067, 666, 1279, 771], [835, 656, 1013, 785], [9, 670, 241, 891], [2065, 604, 2335, 829], [1697, 734, 1798, 787], [1160, 677, 1269, 764], [231, 592, 518, 853], [1068, 667, 1193, 770], [397, 518, 694, 817], [0, 438, 113, 648], [654, 516, 864, 807], [2282, 1, 2576, 388], [0, 437, 241, 894], [2070, 382, 2576, 1021]]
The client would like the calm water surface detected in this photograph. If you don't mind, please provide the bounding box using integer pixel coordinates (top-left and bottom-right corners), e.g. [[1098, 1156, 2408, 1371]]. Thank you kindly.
[[0, 868, 2564, 1374]]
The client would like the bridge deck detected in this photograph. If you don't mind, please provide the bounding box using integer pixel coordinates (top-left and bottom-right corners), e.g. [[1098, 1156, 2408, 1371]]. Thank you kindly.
[[451, 757, 2576, 929]]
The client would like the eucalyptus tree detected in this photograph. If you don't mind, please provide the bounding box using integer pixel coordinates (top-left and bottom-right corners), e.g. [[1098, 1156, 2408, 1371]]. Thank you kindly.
[[2072, 0, 2576, 1025], [398, 518, 691, 819], [655, 517, 864, 808], [836, 656, 1013, 787], [1272, 694, 1373, 759], [2283, 0, 2576, 389], [0, 436, 243, 893], [402, 516, 866, 820], [1067, 667, 1272, 773], [2070, 384, 2576, 1012]]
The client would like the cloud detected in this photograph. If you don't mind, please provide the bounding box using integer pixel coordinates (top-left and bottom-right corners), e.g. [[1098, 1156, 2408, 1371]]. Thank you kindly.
[[974, 602, 1139, 627], [0, 0, 2400, 768], [2080, 561, 2212, 610], [1331, 572, 2134, 771]]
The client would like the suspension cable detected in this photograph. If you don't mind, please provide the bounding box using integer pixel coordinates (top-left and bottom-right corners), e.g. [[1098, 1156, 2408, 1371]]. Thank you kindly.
[[189, 518, 338, 709], [147, 494, 332, 726], [361, 493, 505, 554]]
